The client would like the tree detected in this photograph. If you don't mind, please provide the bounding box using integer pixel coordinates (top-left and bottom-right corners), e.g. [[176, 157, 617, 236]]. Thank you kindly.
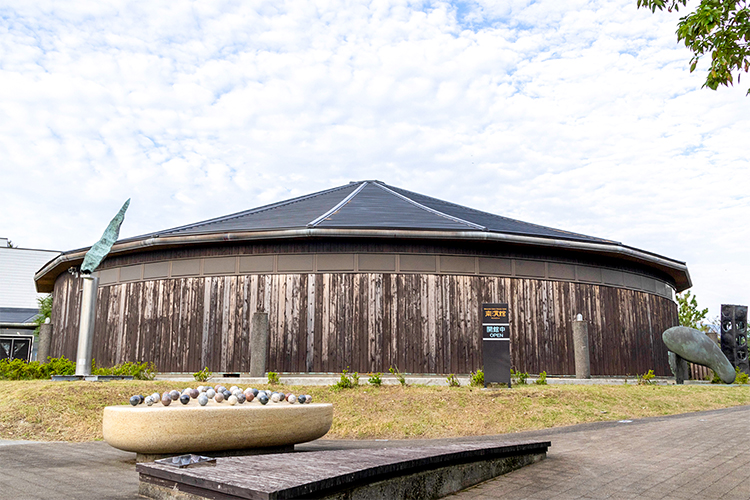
[[637, 0, 750, 94], [676, 290, 710, 331], [32, 294, 53, 335]]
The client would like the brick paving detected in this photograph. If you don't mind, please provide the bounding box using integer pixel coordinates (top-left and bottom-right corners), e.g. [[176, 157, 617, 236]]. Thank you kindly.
[[449, 404, 750, 500], [0, 404, 748, 499]]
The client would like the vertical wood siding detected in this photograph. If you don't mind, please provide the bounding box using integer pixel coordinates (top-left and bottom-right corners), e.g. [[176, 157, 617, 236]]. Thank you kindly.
[[50, 272, 678, 375]]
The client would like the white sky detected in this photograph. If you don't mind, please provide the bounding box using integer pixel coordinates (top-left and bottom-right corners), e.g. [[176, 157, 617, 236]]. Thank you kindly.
[[1, 0, 748, 320]]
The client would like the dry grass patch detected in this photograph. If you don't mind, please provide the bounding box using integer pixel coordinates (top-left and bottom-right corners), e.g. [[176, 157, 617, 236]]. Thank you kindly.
[[0, 381, 747, 442]]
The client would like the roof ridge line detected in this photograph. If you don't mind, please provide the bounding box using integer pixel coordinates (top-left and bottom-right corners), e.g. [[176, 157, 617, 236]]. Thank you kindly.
[[373, 183, 487, 231], [384, 184, 618, 244], [307, 181, 368, 227], [146, 184, 356, 238]]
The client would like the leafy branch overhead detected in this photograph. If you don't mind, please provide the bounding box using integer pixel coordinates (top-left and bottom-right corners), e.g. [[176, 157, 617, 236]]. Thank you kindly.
[[637, 0, 750, 94]]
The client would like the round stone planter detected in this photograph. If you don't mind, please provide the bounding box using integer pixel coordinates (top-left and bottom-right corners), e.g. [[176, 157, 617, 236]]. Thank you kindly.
[[103, 401, 333, 455]]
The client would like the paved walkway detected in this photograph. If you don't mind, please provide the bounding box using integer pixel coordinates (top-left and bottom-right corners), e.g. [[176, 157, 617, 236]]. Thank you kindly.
[[0, 405, 748, 499]]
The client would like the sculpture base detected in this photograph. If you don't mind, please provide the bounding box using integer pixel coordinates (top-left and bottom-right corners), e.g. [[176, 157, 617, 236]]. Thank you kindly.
[[103, 401, 332, 456]]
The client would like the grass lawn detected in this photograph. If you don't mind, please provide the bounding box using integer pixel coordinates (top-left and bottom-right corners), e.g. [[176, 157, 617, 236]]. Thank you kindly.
[[0, 380, 747, 442]]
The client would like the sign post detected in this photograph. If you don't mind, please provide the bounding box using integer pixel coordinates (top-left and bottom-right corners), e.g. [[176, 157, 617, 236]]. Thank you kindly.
[[482, 303, 511, 388]]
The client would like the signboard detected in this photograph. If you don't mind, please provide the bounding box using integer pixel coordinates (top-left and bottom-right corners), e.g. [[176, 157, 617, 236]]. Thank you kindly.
[[482, 303, 511, 387]]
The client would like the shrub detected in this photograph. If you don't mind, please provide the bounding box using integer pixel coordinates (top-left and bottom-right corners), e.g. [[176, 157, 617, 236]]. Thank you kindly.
[[535, 371, 548, 385], [469, 369, 484, 387], [193, 366, 212, 382], [267, 371, 281, 385], [735, 367, 749, 385], [637, 369, 656, 385], [333, 369, 358, 389], [0, 357, 155, 380], [446, 374, 460, 387], [389, 365, 407, 386], [92, 360, 156, 380], [368, 372, 382, 386], [511, 368, 528, 385]]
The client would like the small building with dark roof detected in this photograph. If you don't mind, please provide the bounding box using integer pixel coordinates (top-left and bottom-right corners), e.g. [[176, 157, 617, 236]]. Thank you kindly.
[[35, 181, 688, 376]]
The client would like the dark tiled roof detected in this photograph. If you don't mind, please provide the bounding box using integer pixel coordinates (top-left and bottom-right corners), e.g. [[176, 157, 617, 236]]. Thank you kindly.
[[0, 308, 39, 324], [133, 180, 612, 245]]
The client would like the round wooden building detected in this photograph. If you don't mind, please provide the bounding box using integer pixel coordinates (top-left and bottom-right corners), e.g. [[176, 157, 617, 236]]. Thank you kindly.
[[35, 181, 690, 376]]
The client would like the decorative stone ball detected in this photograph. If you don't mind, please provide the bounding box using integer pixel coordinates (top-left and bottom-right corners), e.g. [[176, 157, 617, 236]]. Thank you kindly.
[[259, 394, 269, 405], [287, 394, 297, 404], [206, 389, 216, 399], [198, 394, 209, 406], [228, 395, 238, 406], [297, 395, 306, 404], [139, 395, 147, 404], [214, 392, 224, 403], [229, 386, 239, 393], [151, 392, 160, 402], [190, 389, 200, 399], [222, 390, 232, 400], [179, 394, 191, 405], [251, 388, 259, 397], [217, 386, 227, 394], [244, 389, 254, 402], [236, 392, 246, 404], [145, 396, 154, 406], [197, 386, 205, 393], [169, 390, 180, 401], [304, 395, 312, 404], [271, 393, 281, 403], [182, 388, 192, 395], [161, 393, 172, 406], [129, 395, 140, 406]]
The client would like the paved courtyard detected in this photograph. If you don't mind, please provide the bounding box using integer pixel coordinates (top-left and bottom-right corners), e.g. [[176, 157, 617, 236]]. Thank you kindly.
[[0, 404, 748, 499]]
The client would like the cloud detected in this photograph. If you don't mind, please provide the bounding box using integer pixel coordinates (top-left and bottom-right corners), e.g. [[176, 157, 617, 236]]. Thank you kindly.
[[0, 0, 747, 317]]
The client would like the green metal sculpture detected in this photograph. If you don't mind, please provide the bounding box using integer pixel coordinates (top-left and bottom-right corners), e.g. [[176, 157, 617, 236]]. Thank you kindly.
[[81, 199, 130, 274]]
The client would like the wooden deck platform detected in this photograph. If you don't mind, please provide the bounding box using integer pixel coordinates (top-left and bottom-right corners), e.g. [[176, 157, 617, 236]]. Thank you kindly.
[[137, 440, 550, 500]]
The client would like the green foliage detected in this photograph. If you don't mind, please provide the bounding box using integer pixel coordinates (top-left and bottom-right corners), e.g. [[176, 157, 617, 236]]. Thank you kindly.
[[638, 369, 656, 385], [709, 370, 722, 383], [735, 367, 749, 384], [676, 291, 710, 332], [32, 295, 53, 335], [446, 373, 460, 387], [92, 360, 156, 380], [637, 0, 750, 94], [267, 371, 280, 385], [193, 366, 212, 382], [511, 368, 528, 385], [0, 357, 154, 380], [469, 369, 484, 387], [389, 365, 407, 386], [535, 371, 548, 385], [333, 368, 358, 389], [368, 372, 382, 386]]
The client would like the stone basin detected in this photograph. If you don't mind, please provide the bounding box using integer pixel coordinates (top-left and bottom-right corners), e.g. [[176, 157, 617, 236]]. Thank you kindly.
[[103, 400, 333, 455]]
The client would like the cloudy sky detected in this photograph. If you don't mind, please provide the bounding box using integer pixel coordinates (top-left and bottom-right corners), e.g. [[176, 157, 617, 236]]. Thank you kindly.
[[1, 0, 747, 319]]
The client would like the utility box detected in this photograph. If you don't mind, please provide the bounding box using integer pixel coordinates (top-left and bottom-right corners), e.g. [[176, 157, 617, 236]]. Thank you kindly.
[[482, 303, 511, 388]]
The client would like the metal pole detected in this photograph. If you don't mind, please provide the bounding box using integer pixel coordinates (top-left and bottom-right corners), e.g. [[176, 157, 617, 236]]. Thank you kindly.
[[75, 274, 99, 376]]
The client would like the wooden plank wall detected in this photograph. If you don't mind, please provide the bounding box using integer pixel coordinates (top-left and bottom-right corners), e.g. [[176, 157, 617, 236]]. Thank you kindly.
[[50, 272, 678, 376]]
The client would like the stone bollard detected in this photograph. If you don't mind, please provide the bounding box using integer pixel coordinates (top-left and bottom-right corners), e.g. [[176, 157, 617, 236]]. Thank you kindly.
[[249, 312, 269, 378], [37, 321, 52, 363], [573, 314, 591, 379]]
